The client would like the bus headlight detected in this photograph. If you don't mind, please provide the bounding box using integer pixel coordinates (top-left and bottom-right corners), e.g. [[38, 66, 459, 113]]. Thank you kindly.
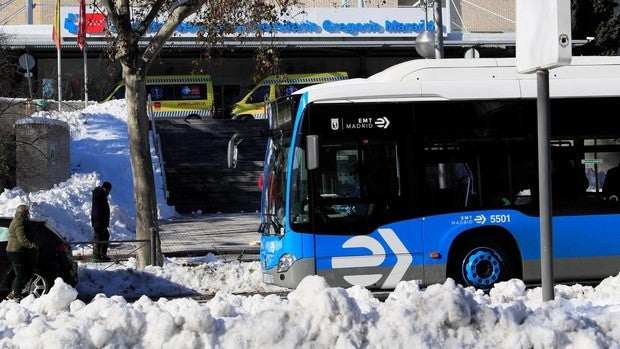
[[277, 253, 296, 273]]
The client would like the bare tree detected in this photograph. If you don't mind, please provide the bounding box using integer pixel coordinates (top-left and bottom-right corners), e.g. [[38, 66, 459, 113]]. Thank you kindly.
[[99, 0, 301, 268], [0, 31, 21, 190]]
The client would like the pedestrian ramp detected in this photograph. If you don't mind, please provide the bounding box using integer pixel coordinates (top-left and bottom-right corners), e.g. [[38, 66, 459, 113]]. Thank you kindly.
[[158, 212, 261, 260]]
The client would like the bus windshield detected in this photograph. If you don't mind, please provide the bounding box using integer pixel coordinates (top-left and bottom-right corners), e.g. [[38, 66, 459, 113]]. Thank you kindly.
[[260, 98, 297, 236], [261, 131, 288, 235]]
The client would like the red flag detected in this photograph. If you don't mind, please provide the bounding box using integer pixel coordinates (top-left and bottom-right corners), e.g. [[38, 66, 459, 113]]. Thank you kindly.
[[87, 13, 106, 33], [77, 0, 86, 51], [52, 0, 61, 50]]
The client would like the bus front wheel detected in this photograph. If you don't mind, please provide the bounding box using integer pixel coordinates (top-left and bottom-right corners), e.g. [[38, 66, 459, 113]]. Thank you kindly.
[[451, 241, 515, 291]]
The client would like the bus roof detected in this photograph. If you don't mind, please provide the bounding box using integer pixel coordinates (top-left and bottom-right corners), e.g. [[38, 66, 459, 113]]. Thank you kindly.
[[297, 56, 620, 104]]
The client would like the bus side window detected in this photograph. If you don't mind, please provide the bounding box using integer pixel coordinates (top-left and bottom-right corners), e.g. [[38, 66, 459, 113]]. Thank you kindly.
[[425, 162, 476, 212], [360, 143, 400, 213], [455, 163, 475, 208]]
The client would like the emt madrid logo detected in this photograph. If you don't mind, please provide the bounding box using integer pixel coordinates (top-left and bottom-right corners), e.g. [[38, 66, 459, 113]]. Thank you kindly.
[[330, 116, 391, 131], [331, 228, 412, 288]]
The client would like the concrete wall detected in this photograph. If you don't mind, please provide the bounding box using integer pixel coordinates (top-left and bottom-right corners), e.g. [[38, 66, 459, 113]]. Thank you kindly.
[[15, 117, 70, 192]]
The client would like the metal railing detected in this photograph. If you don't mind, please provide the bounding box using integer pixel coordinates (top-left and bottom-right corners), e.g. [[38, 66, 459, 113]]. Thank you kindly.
[[68, 228, 158, 267], [148, 94, 169, 200]]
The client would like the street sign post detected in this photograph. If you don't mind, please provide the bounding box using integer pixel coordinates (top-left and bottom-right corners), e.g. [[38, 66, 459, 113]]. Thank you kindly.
[[19, 54, 36, 99], [516, 0, 572, 302]]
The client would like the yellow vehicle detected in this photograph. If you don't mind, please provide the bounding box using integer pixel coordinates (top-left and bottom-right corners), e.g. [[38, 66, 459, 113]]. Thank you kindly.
[[230, 72, 349, 119], [102, 75, 215, 119]]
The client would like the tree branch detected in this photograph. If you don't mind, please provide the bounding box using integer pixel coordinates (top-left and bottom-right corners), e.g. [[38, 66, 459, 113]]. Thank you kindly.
[[142, 0, 206, 66]]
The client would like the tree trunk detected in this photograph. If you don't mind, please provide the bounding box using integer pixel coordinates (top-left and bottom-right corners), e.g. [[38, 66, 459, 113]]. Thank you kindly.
[[123, 67, 163, 268]]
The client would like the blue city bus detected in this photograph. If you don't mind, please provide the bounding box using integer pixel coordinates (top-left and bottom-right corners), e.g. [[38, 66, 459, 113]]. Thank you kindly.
[[230, 56, 620, 291]]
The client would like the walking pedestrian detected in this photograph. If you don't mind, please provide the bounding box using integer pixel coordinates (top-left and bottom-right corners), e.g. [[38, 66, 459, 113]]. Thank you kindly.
[[6, 205, 39, 301], [91, 181, 112, 262]]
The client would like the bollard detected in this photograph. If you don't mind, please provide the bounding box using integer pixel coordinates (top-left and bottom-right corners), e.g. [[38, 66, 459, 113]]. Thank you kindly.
[[150, 227, 157, 266]]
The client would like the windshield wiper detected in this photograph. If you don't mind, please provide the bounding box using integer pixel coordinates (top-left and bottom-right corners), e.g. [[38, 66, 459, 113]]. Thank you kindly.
[[259, 213, 283, 237]]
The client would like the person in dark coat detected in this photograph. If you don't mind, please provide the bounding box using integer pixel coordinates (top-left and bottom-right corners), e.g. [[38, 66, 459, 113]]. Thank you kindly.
[[603, 162, 620, 201], [6, 204, 39, 301], [91, 181, 112, 262]]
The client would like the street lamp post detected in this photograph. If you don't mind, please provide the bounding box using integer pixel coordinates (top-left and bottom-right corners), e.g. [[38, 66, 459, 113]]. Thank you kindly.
[[415, 0, 444, 59], [433, 0, 444, 59]]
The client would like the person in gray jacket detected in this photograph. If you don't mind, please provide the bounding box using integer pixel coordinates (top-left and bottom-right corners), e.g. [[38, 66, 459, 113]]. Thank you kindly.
[[5, 205, 39, 301]]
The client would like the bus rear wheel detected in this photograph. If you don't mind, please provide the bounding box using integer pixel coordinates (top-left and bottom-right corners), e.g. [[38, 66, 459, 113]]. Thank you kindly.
[[452, 241, 515, 291]]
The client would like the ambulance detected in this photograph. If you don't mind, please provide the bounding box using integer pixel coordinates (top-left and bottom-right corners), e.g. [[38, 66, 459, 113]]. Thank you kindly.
[[102, 75, 215, 119], [230, 72, 348, 119]]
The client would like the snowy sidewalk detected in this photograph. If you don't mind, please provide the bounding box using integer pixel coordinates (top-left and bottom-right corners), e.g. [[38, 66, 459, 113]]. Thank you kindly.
[[158, 212, 261, 259], [72, 213, 262, 261]]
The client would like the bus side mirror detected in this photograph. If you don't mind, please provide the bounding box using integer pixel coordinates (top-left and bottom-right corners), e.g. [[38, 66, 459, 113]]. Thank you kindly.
[[306, 135, 319, 170], [227, 133, 244, 168]]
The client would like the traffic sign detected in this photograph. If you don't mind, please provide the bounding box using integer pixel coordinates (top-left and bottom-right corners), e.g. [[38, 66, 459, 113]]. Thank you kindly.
[[19, 54, 35, 70]]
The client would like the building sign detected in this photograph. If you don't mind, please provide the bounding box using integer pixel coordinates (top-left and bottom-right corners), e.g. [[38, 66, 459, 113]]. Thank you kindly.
[[83, 13, 106, 34], [61, 6, 450, 39]]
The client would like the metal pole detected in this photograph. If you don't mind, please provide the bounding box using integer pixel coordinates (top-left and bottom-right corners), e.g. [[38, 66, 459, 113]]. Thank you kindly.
[[83, 44, 89, 107], [150, 227, 157, 266], [25, 64, 33, 99], [26, 0, 33, 24], [57, 49, 62, 111], [537, 69, 554, 301], [424, 1, 428, 29], [433, 0, 444, 59]]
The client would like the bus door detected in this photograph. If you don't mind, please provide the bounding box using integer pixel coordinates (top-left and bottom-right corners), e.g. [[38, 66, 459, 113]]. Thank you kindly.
[[307, 135, 423, 289]]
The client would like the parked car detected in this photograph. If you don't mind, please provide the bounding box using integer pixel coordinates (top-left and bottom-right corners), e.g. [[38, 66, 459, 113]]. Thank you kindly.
[[0, 217, 78, 298]]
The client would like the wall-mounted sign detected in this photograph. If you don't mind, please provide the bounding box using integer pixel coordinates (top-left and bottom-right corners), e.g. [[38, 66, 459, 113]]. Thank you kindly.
[[60, 6, 451, 39]]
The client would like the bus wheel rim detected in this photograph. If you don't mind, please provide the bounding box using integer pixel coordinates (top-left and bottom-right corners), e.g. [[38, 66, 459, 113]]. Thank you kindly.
[[462, 248, 503, 288]]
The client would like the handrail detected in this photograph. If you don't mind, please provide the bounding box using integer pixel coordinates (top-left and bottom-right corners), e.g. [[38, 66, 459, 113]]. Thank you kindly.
[[148, 94, 169, 200]]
